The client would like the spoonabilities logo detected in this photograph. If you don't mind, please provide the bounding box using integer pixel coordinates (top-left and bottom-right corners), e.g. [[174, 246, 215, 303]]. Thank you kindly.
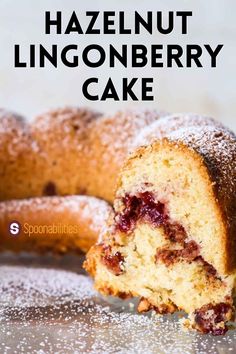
[[9, 221, 21, 236]]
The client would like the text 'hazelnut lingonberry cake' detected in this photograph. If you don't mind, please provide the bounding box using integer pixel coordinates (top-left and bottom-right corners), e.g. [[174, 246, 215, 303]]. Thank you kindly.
[[85, 115, 236, 335]]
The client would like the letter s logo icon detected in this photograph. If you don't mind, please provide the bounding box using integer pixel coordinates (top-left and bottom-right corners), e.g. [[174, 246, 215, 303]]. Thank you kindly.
[[9, 221, 21, 236]]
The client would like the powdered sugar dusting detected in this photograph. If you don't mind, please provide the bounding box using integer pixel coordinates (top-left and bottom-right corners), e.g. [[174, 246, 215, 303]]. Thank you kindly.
[[0, 196, 111, 233], [33, 106, 102, 153], [168, 125, 236, 229], [0, 107, 101, 161], [91, 108, 165, 164], [0, 109, 25, 134], [34, 106, 101, 132], [0, 266, 95, 307], [0, 264, 236, 354], [132, 113, 224, 150], [0, 107, 165, 203], [0, 109, 39, 157]]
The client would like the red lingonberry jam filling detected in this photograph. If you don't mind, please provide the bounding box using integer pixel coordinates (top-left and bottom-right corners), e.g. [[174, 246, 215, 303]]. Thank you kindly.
[[115, 191, 219, 278], [116, 192, 187, 243], [194, 303, 232, 335], [101, 245, 124, 276], [163, 222, 187, 243], [155, 240, 200, 266], [155, 241, 218, 277], [195, 256, 217, 277], [116, 192, 166, 234]]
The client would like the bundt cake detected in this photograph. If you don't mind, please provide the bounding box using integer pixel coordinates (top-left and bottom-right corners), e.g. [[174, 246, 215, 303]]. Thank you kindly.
[[0, 107, 164, 203], [85, 114, 236, 335], [0, 107, 164, 253], [0, 196, 111, 254]]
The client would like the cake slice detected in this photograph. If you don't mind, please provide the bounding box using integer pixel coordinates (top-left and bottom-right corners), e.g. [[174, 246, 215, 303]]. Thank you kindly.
[[85, 115, 236, 335]]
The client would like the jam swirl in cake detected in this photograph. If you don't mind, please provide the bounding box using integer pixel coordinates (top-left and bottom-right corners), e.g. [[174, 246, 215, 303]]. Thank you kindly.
[[114, 191, 219, 277], [101, 245, 124, 276], [116, 192, 187, 242], [194, 303, 233, 335]]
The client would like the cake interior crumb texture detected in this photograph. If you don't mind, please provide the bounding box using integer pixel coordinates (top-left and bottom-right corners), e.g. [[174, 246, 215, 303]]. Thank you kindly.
[[85, 132, 236, 335]]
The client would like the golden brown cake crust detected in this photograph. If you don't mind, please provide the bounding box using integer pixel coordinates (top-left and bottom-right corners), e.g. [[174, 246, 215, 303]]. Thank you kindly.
[[0, 107, 163, 203]]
